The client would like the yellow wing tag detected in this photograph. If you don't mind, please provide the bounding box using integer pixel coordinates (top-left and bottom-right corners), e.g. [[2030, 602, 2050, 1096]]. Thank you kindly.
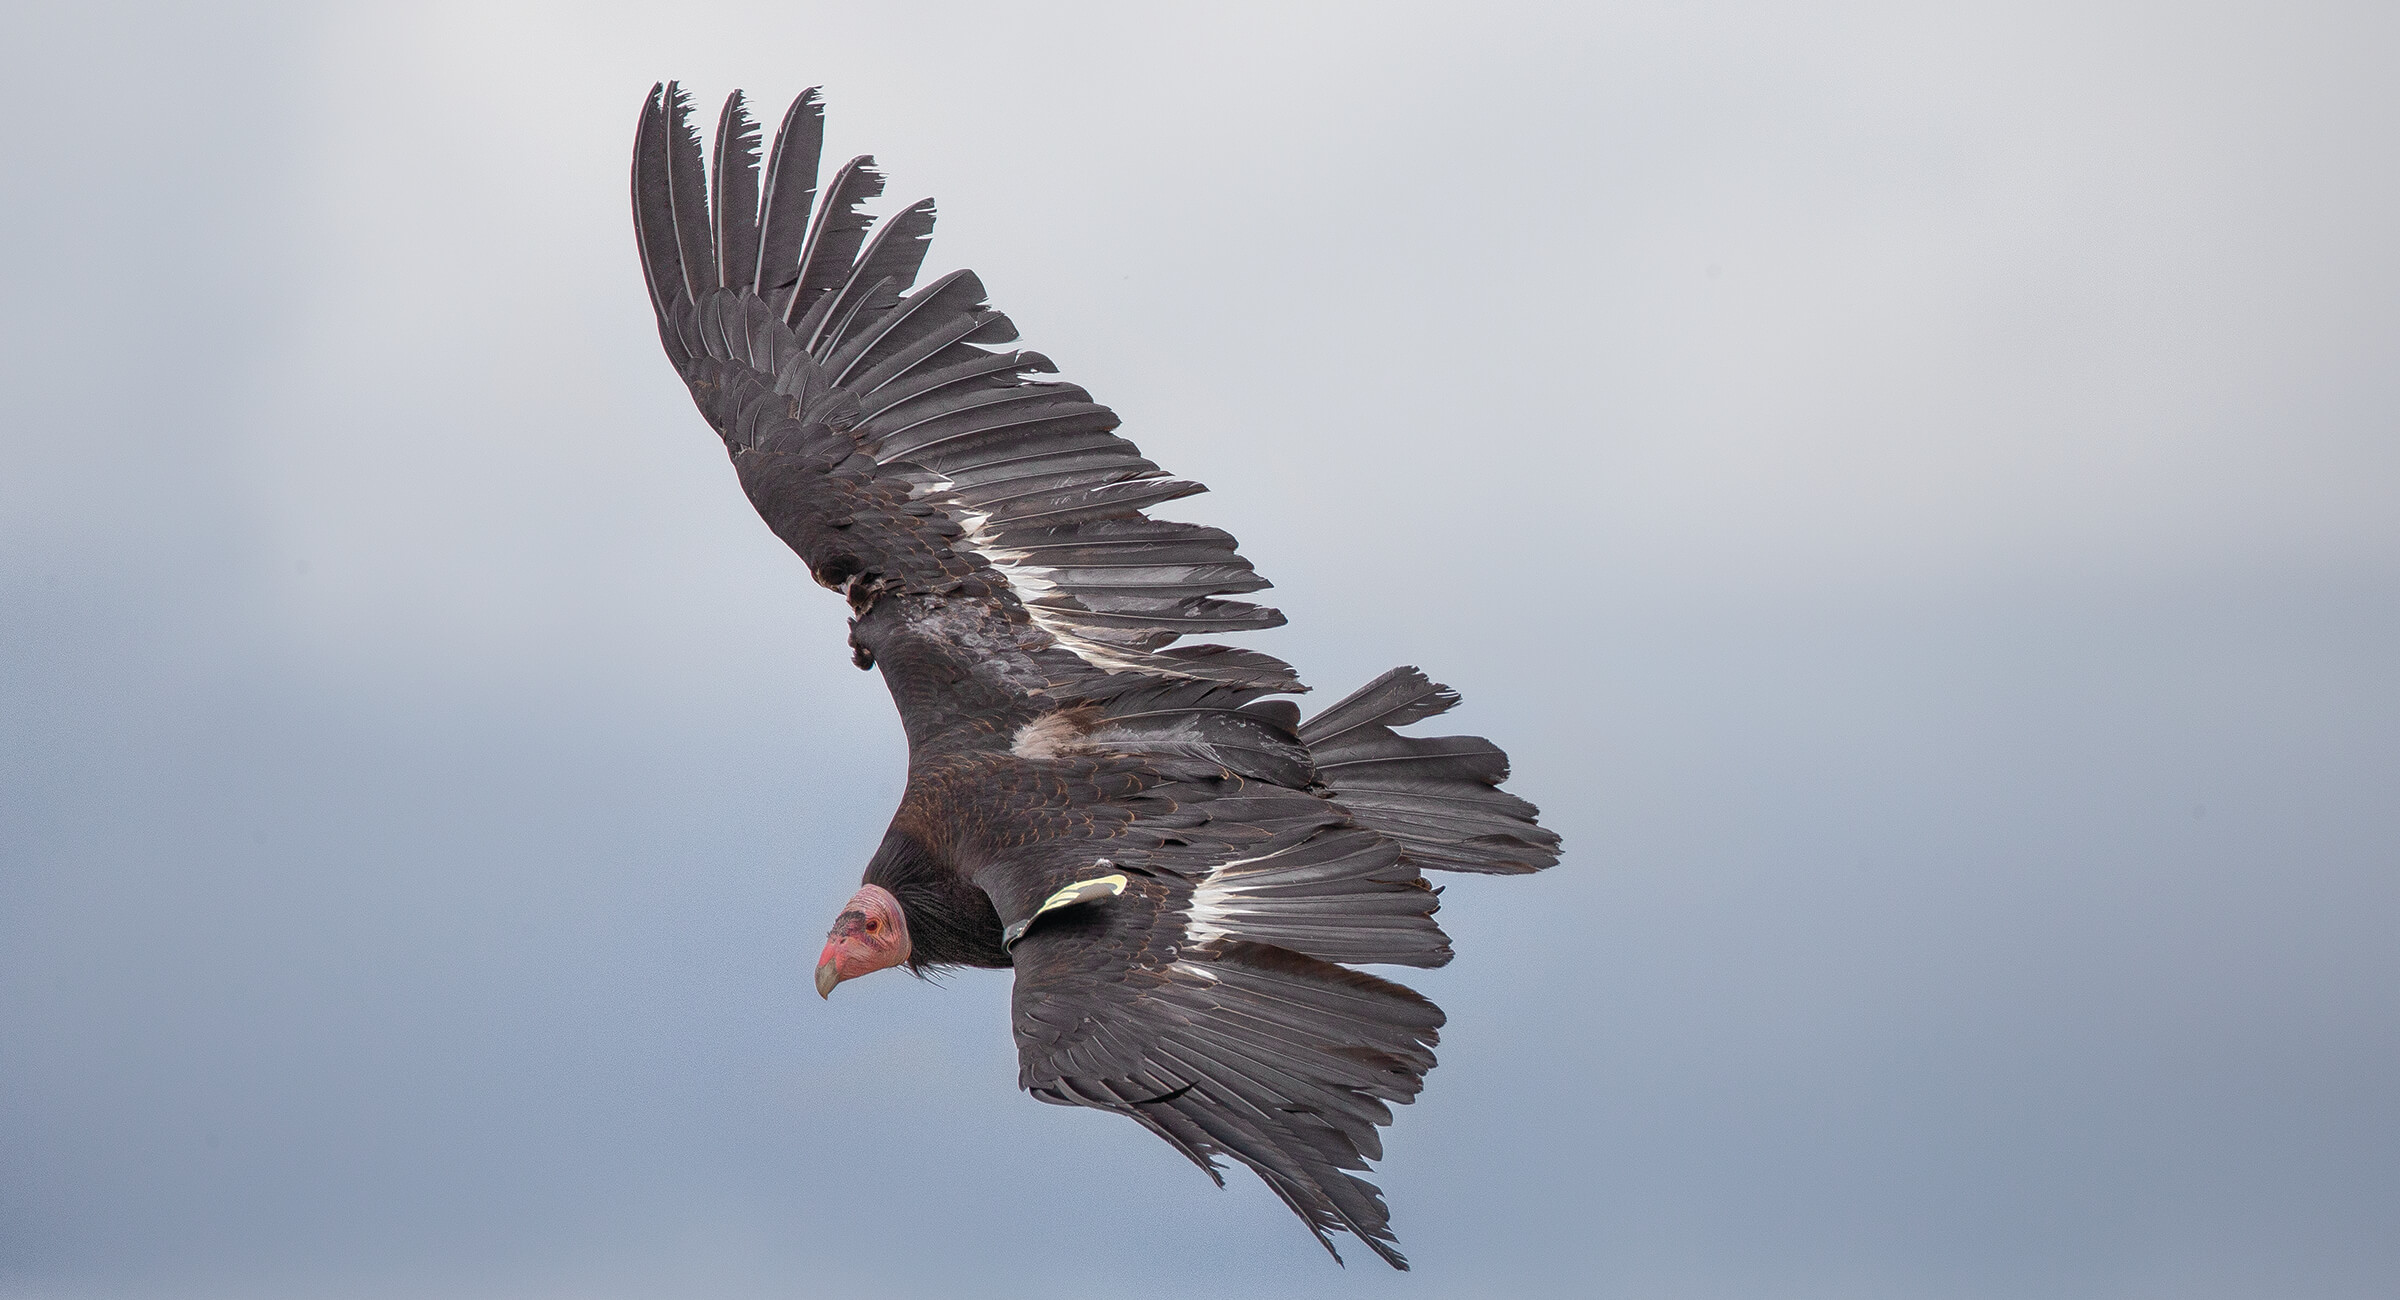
[[1002, 870, 1129, 948]]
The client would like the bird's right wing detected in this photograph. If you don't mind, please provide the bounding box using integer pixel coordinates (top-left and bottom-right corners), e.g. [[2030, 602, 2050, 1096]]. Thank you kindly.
[[962, 665, 1558, 1270], [1004, 869, 1445, 1272]]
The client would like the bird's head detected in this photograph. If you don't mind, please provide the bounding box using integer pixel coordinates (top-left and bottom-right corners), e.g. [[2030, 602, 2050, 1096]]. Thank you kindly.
[[815, 884, 911, 998]]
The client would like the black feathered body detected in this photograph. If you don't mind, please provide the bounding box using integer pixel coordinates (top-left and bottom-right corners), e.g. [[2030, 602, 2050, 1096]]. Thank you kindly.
[[634, 83, 1561, 1269]]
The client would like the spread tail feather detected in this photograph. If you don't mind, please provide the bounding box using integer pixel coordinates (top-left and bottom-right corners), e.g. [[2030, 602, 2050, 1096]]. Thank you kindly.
[[1300, 668, 1561, 876]]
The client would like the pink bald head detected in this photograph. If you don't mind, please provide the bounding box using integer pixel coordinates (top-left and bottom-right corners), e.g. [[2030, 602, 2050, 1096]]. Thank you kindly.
[[815, 884, 910, 998]]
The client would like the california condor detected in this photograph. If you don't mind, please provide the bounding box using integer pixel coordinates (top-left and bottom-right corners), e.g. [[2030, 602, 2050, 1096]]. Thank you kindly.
[[631, 82, 1561, 1269]]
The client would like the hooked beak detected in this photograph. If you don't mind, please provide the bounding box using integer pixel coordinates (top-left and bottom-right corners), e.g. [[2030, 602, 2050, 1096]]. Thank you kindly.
[[815, 946, 842, 999]]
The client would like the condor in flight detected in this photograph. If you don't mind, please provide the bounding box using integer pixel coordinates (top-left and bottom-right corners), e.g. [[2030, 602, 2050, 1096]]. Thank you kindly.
[[632, 83, 1560, 1269]]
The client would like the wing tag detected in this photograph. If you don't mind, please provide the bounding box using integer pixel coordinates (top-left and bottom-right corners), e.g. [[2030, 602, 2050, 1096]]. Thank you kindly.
[[1002, 870, 1129, 948]]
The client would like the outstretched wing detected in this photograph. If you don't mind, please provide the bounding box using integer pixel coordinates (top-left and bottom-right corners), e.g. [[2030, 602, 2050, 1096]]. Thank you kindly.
[[632, 83, 1297, 754], [986, 765, 1446, 1270], [971, 670, 1557, 1269], [1010, 919, 1444, 1271]]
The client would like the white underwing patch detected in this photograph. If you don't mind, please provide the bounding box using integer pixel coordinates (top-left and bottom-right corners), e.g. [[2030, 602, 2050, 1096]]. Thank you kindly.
[[911, 475, 1194, 677], [1181, 845, 1294, 945]]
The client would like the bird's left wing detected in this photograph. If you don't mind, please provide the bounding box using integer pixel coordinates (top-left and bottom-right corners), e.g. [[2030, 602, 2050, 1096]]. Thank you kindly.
[[632, 84, 1297, 752]]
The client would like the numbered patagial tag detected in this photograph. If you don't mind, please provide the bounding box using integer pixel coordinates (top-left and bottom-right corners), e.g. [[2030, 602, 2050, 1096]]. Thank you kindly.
[[1002, 869, 1129, 948]]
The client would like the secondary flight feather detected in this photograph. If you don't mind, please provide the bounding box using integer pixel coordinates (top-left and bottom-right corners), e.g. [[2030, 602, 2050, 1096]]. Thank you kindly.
[[632, 82, 1561, 1269]]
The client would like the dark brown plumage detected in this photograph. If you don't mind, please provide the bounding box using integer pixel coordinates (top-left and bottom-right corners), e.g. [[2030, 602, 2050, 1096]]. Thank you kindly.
[[633, 82, 1561, 1269]]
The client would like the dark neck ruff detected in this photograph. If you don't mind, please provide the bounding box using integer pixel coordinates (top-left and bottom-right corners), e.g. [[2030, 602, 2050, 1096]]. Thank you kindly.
[[862, 829, 1010, 970]]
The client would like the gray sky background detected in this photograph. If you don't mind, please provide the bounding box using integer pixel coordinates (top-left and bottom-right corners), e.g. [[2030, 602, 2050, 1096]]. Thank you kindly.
[[5, 2, 2395, 1296]]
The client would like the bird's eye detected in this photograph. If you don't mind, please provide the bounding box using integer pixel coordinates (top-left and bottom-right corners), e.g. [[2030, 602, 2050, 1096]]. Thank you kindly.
[[865, 918, 880, 933]]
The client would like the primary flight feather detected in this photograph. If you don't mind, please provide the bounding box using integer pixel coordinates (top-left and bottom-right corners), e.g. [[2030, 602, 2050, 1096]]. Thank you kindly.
[[632, 82, 1561, 1269]]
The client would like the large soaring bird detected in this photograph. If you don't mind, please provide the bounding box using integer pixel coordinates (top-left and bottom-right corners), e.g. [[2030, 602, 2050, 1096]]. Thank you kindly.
[[632, 82, 1560, 1269]]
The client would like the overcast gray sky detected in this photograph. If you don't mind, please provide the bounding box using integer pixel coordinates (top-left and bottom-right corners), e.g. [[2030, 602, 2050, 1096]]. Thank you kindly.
[[5, 2, 2395, 1296]]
